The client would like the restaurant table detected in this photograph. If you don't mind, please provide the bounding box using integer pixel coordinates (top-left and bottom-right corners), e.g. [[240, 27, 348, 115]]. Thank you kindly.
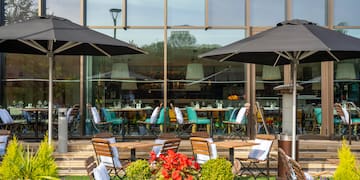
[[22, 107, 48, 137], [108, 107, 152, 138], [214, 140, 258, 164], [111, 141, 160, 161], [194, 108, 229, 138]]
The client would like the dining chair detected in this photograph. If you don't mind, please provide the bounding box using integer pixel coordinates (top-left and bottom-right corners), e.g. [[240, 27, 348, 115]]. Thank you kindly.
[[334, 103, 360, 141], [186, 107, 210, 134], [223, 107, 248, 139], [137, 107, 169, 137], [313, 107, 322, 134], [0, 129, 11, 160], [160, 138, 182, 155], [236, 134, 275, 179], [91, 137, 127, 179], [172, 107, 192, 137], [101, 108, 127, 135], [0, 109, 22, 135], [189, 137, 217, 164], [85, 156, 97, 180], [89, 107, 111, 134], [278, 147, 330, 180]]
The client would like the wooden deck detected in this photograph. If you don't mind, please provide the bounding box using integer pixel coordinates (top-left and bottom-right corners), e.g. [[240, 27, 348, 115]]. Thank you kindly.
[[9, 138, 360, 176]]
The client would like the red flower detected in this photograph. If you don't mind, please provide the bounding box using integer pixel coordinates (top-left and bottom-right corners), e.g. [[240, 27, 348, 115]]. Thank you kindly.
[[150, 149, 200, 180]]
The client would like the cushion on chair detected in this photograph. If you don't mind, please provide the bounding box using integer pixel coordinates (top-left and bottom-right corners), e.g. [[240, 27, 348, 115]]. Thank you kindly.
[[0, 135, 8, 156], [99, 137, 122, 168], [341, 107, 350, 125], [229, 108, 239, 122], [235, 107, 247, 124], [91, 107, 101, 124], [204, 138, 218, 159], [248, 139, 272, 161], [93, 162, 110, 180], [66, 108, 74, 123], [174, 107, 184, 124], [150, 107, 160, 124]]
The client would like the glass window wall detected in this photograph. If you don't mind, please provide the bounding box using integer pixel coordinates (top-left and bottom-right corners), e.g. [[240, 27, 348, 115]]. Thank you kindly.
[[250, 0, 285, 26], [334, 0, 360, 26], [208, 0, 245, 26], [292, 0, 326, 26]]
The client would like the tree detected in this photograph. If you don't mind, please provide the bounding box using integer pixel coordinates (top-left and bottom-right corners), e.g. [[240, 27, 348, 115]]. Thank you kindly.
[[5, 0, 37, 24], [168, 31, 196, 48]]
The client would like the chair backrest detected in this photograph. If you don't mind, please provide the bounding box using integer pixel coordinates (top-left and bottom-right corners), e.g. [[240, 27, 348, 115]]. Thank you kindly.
[[85, 156, 97, 180], [91, 107, 102, 124], [248, 134, 275, 161], [91, 137, 122, 168], [334, 103, 349, 125], [227, 108, 239, 122], [235, 107, 247, 124], [160, 138, 181, 155], [101, 108, 113, 122], [0, 109, 14, 124], [150, 107, 161, 124], [314, 107, 323, 125], [186, 107, 198, 123], [190, 131, 209, 138], [278, 148, 299, 180], [174, 107, 184, 124], [156, 108, 168, 125], [0, 130, 11, 156], [190, 137, 214, 164]]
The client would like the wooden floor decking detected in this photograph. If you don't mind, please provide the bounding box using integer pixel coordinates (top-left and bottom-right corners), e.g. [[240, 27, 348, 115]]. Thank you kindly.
[[10, 138, 360, 176]]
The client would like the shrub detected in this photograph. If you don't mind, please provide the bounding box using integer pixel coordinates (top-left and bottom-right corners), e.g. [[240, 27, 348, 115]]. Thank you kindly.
[[200, 158, 234, 180], [0, 134, 59, 179], [334, 140, 360, 179], [126, 159, 152, 180]]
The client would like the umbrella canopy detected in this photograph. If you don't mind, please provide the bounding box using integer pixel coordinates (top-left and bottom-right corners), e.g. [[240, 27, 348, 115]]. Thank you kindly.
[[0, 15, 146, 143], [199, 19, 360, 159]]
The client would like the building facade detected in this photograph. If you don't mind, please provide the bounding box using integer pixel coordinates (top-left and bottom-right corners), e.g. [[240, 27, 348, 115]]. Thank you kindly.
[[1, 0, 360, 138]]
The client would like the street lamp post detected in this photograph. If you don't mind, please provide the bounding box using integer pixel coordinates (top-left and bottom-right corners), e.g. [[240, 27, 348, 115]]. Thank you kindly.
[[109, 8, 122, 38]]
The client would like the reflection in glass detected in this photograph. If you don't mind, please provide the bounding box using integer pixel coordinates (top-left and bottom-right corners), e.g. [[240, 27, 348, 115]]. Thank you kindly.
[[87, 0, 121, 26], [334, 0, 360, 26], [208, 0, 245, 26], [293, 0, 325, 26], [168, 0, 204, 26], [250, 0, 285, 26], [127, 0, 164, 26], [47, 0, 80, 23]]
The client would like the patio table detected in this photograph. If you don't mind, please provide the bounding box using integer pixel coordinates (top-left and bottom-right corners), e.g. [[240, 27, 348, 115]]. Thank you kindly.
[[22, 107, 48, 137], [214, 140, 258, 164], [111, 141, 160, 161]]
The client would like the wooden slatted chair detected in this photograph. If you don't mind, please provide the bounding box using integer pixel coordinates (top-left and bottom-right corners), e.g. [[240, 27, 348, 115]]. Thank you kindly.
[[91, 138, 126, 179], [85, 156, 97, 180], [237, 134, 275, 179], [278, 147, 331, 180], [190, 137, 217, 164], [160, 138, 181, 155]]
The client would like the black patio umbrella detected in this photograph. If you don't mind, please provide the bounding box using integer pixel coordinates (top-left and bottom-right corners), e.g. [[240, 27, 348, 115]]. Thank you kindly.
[[199, 19, 360, 159], [0, 15, 146, 143]]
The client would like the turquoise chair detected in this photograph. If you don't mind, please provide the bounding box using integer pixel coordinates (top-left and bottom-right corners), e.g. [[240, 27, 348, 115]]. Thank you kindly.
[[185, 107, 210, 134], [139, 108, 169, 136], [314, 108, 322, 133], [223, 107, 247, 138], [101, 108, 127, 135]]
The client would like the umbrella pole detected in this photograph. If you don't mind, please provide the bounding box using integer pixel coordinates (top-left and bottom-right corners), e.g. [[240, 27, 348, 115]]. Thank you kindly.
[[48, 53, 54, 145], [291, 61, 298, 159]]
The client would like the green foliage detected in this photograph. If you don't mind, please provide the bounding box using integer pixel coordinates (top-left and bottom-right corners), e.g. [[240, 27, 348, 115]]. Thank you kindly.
[[0, 134, 59, 180], [334, 140, 360, 180], [200, 158, 234, 180], [125, 159, 152, 180]]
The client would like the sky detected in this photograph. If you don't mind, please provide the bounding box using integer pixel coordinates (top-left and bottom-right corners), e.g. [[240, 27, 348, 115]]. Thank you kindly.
[[45, 0, 360, 46]]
